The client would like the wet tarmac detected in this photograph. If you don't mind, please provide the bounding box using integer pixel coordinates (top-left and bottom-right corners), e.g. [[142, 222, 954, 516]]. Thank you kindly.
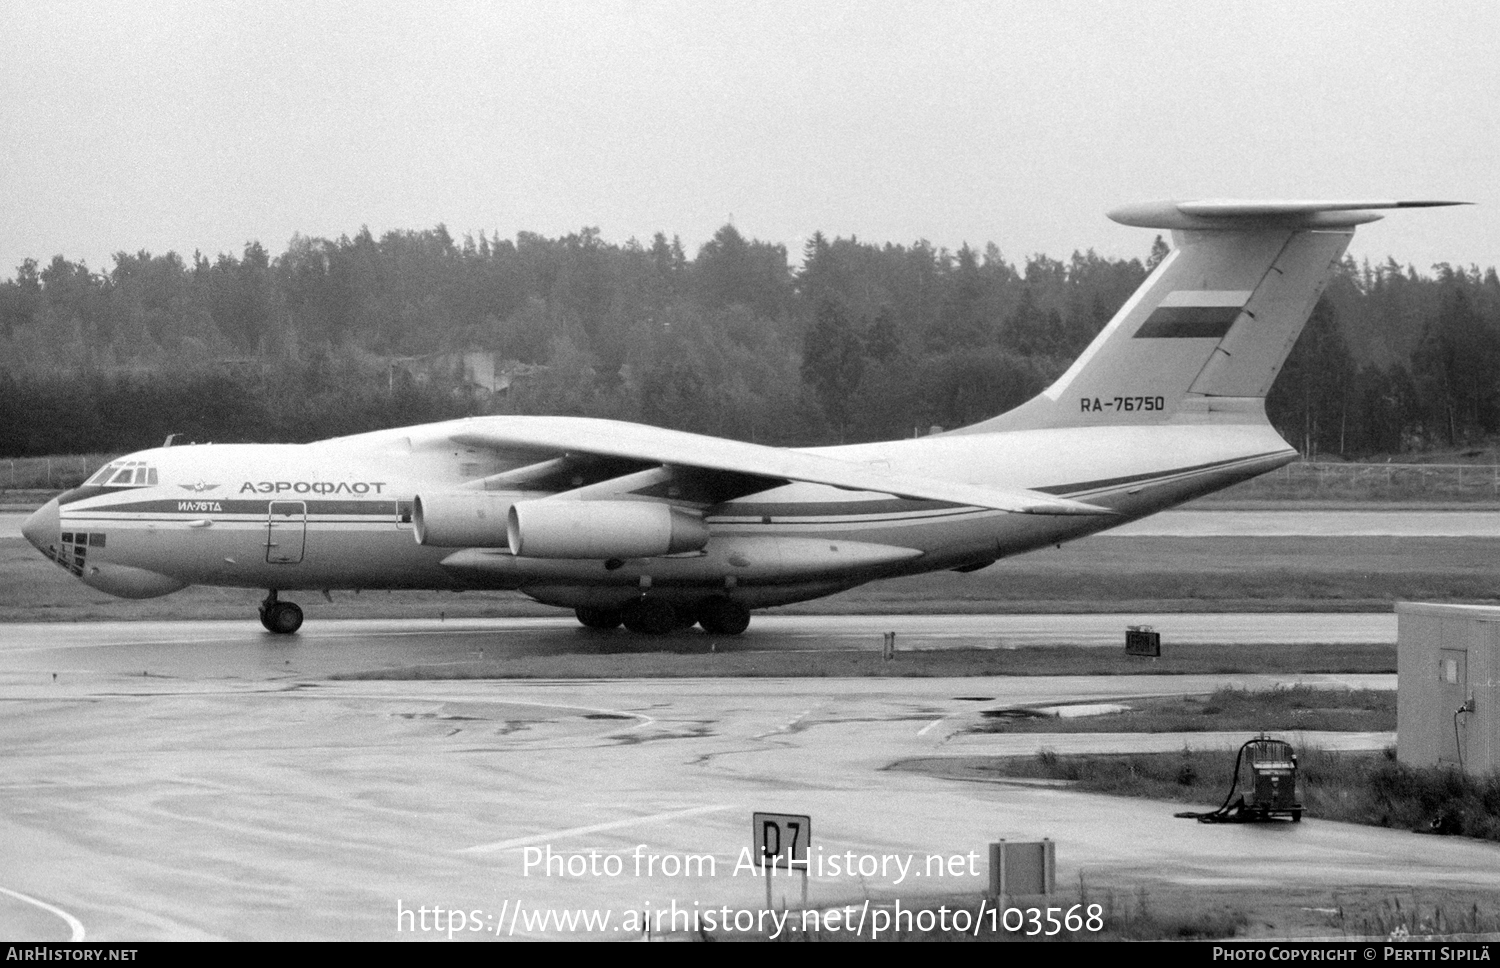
[[0, 615, 1490, 942]]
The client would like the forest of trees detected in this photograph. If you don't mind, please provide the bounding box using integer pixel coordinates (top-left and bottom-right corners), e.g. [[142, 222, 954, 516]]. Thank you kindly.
[[1, 221, 1498, 459]]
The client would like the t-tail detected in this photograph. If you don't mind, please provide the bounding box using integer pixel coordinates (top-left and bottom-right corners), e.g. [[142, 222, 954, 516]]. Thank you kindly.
[[959, 199, 1466, 434]]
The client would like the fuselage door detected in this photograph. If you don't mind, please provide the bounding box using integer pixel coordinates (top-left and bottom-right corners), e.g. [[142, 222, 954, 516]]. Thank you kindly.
[[266, 501, 307, 564], [1439, 648, 1469, 766]]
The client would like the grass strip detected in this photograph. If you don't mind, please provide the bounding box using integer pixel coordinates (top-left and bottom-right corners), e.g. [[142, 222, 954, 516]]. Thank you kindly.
[[908, 747, 1500, 842], [331, 642, 1395, 680], [973, 685, 1395, 733]]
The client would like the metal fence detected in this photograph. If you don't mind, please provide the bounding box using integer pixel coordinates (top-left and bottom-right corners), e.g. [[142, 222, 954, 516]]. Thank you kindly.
[[1217, 461, 1500, 502], [2, 454, 118, 490]]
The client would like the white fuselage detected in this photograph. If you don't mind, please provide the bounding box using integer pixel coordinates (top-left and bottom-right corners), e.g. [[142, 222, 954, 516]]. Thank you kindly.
[[33, 416, 1294, 610]]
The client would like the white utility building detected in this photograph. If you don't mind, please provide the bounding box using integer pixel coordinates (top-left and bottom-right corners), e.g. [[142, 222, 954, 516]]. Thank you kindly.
[[1396, 602, 1498, 774]]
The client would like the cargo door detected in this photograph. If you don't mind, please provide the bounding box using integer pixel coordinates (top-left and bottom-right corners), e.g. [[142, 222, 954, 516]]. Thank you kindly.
[[266, 501, 307, 564]]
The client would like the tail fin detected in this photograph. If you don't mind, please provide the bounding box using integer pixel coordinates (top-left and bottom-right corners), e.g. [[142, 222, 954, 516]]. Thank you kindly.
[[962, 199, 1465, 433]]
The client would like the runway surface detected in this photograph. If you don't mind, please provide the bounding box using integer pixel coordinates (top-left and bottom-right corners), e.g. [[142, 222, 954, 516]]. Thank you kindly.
[[1, 613, 1490, 942]]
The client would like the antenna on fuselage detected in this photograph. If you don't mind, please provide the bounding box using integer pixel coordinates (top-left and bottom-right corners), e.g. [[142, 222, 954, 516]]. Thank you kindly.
[[163, 434, 179, 448]]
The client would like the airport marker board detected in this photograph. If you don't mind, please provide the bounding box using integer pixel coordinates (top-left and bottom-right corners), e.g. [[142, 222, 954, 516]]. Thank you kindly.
[[752, 812, 810, 869], [1126, 626, 1161, 657]]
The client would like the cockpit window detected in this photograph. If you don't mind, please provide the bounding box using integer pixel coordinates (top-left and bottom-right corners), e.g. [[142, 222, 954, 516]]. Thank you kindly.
[[88, 461, 158, 488]]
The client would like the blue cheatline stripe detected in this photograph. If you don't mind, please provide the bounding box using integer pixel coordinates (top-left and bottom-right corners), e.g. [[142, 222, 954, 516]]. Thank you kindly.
[[1134, 305, 1241, 339], [56, 451, 1291, 525], [64, 499, 396, 516]]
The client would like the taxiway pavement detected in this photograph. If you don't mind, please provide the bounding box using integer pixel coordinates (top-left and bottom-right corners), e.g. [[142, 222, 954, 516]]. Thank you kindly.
[[0, 613, 1395, 683], [0, 615, 1486, 942]]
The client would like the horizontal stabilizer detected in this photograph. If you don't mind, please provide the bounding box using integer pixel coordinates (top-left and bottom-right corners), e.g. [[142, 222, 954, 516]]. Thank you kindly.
[[1109, 199, 1469, 230], [449, 417, 1113, 515]]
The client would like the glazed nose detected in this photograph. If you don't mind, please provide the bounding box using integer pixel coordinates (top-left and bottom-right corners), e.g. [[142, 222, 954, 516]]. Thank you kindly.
[[21, 498, 59, 553]]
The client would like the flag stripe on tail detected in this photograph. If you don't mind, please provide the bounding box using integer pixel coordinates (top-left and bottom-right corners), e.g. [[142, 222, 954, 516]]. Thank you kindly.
[[1134, 305, 1242, 339]]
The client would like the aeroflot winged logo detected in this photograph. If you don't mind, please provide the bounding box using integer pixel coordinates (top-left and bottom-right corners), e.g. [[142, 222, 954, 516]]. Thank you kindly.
[[239, 480, 389, 495], [179, 481, 221, 493]]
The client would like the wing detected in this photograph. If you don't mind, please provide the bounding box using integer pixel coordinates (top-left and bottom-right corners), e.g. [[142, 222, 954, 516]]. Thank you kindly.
[[448, 416, 1111, 516]]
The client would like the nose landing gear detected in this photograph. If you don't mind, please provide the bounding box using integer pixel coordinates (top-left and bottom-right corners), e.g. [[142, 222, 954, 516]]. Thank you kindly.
[[259, 590, 304, 635]]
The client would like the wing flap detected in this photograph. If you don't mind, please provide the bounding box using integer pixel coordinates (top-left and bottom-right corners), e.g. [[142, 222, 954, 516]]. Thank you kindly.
[[449, 417, 1112, 516], [476, 454, 656, 491]]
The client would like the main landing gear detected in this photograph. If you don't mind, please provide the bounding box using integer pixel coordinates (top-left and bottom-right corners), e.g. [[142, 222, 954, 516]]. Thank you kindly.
[[574, 596, 752, 636], [259, 590, 303, 635]]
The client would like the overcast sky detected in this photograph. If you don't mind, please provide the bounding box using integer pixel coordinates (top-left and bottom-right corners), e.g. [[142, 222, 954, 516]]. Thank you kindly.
[[3, 1, 1495, 277]]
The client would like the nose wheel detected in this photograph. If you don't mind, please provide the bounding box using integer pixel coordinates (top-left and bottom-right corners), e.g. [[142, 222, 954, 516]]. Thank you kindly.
[[259, 591, 303, 634]]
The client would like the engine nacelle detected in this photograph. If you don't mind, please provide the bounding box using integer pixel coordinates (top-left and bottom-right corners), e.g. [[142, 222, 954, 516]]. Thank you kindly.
[[507, 500, 709, 559], [412, 491, 519, 547]]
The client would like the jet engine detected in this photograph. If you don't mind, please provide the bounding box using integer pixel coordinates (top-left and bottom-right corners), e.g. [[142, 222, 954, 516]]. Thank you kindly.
[[507, 500, 709, 559], [412, 492, 518, 547]]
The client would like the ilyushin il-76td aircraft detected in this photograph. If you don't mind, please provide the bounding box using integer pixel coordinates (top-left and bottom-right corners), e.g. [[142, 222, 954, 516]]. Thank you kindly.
[[23, 200, 1460, 635]]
